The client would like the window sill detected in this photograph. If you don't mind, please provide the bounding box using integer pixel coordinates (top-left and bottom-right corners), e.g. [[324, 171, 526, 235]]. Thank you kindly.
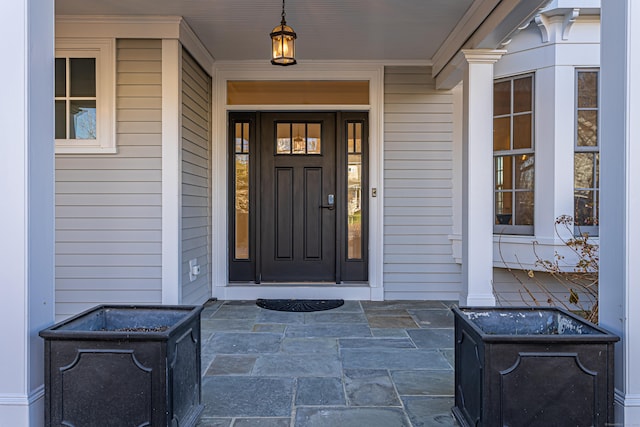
[[55, 143, 117, 155]]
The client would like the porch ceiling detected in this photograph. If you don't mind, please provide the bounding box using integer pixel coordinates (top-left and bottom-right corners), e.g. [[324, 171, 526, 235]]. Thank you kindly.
[[57, 0, 523, 61]]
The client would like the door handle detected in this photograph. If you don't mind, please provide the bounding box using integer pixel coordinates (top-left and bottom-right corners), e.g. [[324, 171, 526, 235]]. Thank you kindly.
[[320, 194, 335, 210]]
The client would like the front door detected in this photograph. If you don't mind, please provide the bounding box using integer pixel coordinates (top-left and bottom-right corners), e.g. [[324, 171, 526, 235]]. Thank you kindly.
[[260, 112, 336, 282]]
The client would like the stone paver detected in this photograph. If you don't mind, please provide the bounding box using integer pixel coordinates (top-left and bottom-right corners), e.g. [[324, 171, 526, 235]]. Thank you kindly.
[[200, 300, 458, 426], [294, 407, 412, 427], [296, 377, 345, 405]]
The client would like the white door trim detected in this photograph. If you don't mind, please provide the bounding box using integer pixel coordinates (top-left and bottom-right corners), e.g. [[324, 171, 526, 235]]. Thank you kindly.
[[211, 61, 384, 301]]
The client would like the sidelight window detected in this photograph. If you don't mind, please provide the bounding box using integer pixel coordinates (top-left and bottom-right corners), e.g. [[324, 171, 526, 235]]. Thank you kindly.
[[347, 122, 363, 260], [574, 69, 599, 236]]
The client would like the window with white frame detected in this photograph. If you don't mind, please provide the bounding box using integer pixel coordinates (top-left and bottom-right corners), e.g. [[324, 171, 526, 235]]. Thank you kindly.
[[55, 39, 115, 154], [574, 69, 599, 236], [493, 74, 535, 235]]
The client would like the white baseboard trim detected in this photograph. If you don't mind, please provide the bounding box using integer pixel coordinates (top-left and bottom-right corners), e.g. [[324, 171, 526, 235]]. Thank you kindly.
[[0, 385, 45, 426], [613, 389, 640, 427], [0, 385, 44, 406], [214, 285, 374, 301]]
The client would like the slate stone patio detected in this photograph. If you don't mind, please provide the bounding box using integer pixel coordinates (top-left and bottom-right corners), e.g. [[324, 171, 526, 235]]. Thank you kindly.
[[199, 300, 459, 427]]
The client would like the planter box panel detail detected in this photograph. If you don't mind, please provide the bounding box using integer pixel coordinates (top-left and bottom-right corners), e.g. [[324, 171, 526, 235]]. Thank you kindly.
[[40, 305, 203, 427], [452, 307, 618, 427]]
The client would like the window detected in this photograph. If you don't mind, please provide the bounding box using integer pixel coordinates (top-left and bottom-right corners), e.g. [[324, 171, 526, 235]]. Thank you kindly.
[[55, 39, 115, 154], [493, 74, 535, 235], [574, 69, 599, 236]]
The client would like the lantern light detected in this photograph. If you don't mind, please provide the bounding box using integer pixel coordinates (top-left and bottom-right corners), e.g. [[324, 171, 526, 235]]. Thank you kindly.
[[270, 0, 297, 66]]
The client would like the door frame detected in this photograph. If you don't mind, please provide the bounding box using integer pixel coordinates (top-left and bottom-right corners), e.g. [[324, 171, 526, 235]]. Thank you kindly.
[[211, 62, 384, 300]]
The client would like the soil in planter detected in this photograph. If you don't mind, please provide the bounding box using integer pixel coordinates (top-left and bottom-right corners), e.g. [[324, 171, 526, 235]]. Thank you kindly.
[[100, 326, 170, 332]]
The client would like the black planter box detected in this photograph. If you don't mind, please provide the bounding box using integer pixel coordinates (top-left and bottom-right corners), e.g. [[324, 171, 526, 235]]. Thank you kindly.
[[39, 304, 203, 427], [452, 306, 618, 427]]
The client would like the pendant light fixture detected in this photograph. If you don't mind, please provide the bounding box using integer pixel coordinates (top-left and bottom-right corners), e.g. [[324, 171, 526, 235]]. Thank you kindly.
[[270, 0, 297, 66]]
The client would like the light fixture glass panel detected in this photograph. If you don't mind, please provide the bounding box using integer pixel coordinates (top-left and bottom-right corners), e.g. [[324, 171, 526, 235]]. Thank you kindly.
[[69, 100, 96, 139], [276, 123, 291, 154], [307, 123, 321, 154]]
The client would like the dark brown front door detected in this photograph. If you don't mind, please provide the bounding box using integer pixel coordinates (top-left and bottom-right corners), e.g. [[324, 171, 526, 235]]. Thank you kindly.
[[260, 112, 336, 282]]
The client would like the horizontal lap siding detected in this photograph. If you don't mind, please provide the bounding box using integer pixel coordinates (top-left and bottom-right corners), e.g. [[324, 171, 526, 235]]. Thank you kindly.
[[181, 50, 212, 305], [383, 66, 461, 300], [55, 39, 162, 320]]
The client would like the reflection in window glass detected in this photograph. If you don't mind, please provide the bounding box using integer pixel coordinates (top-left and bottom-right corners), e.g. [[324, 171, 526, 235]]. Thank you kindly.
[[307, 123, 321, 154], [292, 123, 306, 154], [575, 70, 599, 229], [493, 74, 535, 233], [347, 122, 363, 260], [69, 100, 96, 139], [55, 57, 98, 141], [276, 122, 322, 155], [235, 122, 250, 260]]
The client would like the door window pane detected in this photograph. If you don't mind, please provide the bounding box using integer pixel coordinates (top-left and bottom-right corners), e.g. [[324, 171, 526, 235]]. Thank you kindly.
[[292, 123, 306, 154], [276, 123, 291, 153], [234, 121, 250, 260], [276, 122, 322, 155], [347, 122, 363, 260], [307, 123, 321, 154]]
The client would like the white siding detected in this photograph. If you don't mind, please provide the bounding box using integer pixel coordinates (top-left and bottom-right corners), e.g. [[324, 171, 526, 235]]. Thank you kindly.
[[493, 268, 596, 312], [55, 39, 162, 319], [181, 50, 212, 304], [383, 66, 461, 300]]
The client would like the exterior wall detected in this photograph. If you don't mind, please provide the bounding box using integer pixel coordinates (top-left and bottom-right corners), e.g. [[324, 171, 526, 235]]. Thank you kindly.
[[55, 39, 163, 320], [383, 66, 461, 300], [181, 49, 212, 304]]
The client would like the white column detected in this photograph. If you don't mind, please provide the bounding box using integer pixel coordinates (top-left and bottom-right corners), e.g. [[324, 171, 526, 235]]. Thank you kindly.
[[161, 39, 183, 304], [460, 49, 505, 306], [599, 1, 640, 423], [0, 0, 55, 425]]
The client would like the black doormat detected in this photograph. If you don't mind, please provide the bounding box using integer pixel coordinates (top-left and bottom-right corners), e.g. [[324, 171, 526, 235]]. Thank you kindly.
[[256, 299, 344, 312]]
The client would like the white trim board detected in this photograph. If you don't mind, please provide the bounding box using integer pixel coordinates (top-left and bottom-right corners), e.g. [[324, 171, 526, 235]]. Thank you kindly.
[[211, 62, 385, 301]]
